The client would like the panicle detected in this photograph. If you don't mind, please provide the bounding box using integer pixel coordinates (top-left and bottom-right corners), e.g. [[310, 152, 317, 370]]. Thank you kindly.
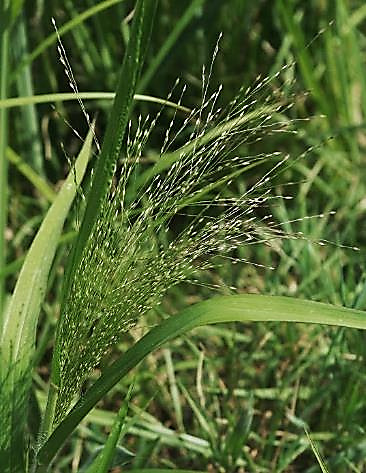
[[54, 55, 310, 423]]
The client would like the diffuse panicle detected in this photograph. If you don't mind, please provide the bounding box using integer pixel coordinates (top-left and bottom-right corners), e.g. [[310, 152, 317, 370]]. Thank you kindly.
[[53, 61, 311, 423]]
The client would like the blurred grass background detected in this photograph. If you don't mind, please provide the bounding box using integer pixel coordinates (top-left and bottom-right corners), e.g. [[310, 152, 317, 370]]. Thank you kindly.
[[3, 0, 366, 471]]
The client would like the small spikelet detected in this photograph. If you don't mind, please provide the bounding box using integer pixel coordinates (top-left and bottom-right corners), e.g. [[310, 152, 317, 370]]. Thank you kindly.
[[53, 54, 314, 423]]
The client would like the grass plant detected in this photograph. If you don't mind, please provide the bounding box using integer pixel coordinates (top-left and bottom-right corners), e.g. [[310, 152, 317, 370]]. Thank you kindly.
[[1, 1, 366, 472]]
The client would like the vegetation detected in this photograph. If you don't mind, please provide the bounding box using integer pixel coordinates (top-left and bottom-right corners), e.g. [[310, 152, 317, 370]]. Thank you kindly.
[[1, 1, 366, 472]]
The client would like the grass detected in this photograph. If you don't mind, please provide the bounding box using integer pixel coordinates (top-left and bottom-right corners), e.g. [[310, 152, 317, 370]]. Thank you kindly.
[[1, 0, 366, 472], [0, 0, 10, 317]]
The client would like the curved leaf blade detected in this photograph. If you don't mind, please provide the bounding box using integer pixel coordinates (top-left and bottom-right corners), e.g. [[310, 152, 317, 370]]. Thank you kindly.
[[0, 125, 94, 473], [38, 294, 366, 466], [0, 92, 191, 114], [1, 125, 94, 367]]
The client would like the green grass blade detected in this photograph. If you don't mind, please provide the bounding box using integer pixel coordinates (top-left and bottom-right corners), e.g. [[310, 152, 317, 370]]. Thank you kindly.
[[0, 126, 93, 473], [10, 0, 125, 82], [278, 0, 331, 118], [83, 385, 133, 473], [348, 3, 366, 30], [6, 147, 56, 202], [305, 428, 330, 473], [41, 0, 158, 445], [38, 295, 366, 467], [0, 125, 94, 369], [0, 92, 190, 113], [138, 0, 205, 93], [13, 11, 44, 175], [10, 0, 25, 23], [0, 231, 76, 280], [179, 381, 214, 439], [58, 0, 158, 317], [64, 0, 98, 79], [163, 349, 184, 432]]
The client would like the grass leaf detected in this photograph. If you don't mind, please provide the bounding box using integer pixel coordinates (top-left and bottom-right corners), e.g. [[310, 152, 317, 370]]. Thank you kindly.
[[1, 125, 93, 368], [10, 0, 125, 83], [0, 92, 191, 113], [37, 294, 366, 467], [58, 0, 158, 325], [0, 124, 94, 473], [38, 0, 158, 446], [305, 428, 330, 473], [138, 0, 205, 93], [83, 385, 134, 473], [6, 147, 55, 202]]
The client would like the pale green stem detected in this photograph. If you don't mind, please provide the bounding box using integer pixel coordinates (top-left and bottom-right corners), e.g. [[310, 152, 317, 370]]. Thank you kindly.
[[0, 92, 191, 113]]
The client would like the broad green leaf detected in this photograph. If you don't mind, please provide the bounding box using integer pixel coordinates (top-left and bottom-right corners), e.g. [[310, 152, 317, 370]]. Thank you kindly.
[[1, 126, 93, 366], [0, 125, 94, 473], [38, 294, 366, 467]]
